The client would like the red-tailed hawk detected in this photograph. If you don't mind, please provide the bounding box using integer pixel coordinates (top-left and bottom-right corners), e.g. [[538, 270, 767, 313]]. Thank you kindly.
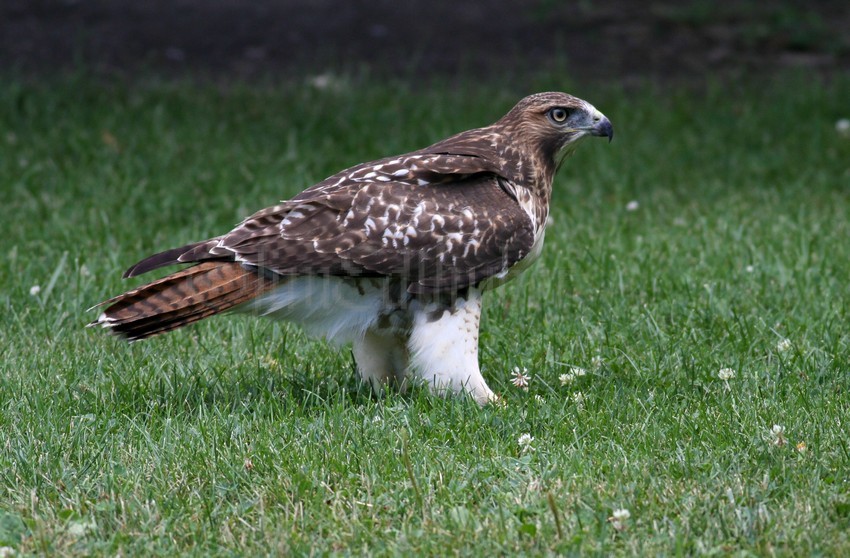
[[91, 92, 613, 404]]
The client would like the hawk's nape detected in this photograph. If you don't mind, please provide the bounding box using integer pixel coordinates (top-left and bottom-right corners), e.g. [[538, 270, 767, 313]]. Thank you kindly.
[[90, 92, 613, 404]]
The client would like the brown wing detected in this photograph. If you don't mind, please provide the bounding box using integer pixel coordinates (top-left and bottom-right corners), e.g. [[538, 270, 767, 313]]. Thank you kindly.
[[216, 173, 533, 295], [122, 145, 535, 295]]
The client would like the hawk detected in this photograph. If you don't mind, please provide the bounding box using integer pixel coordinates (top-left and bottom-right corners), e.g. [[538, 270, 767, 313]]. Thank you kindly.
[[91, 92, 613, 405]]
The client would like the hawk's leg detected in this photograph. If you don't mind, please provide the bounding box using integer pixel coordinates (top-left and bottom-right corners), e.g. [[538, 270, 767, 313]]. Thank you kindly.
[[407, 288, 495, 405], [352, 330, 409, 394]]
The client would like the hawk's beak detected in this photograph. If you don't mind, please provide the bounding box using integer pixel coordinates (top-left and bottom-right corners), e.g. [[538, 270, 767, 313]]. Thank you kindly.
[[590, 115, 614, 142]]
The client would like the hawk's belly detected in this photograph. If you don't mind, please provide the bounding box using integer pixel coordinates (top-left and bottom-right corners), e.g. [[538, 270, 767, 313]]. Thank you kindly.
[[239, 276, 403, 345]]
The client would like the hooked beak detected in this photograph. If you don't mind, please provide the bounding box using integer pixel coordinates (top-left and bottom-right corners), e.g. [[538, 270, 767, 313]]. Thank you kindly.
[[590, 115, 614, 142]]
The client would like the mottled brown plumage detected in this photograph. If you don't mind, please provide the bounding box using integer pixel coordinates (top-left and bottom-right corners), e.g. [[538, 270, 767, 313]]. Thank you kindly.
[[91, 91, 613, 404], [94, 261, 276, 340]]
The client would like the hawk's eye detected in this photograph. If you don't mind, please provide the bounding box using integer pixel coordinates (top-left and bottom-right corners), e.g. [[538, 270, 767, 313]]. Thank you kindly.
[[548, 107, 571, 124]]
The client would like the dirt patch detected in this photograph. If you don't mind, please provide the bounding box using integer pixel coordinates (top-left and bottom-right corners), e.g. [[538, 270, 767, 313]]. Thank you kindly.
[[3, 1, 849, 84]]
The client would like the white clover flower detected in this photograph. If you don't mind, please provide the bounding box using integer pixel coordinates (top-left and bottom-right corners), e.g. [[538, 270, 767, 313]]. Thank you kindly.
[[770, 424, 787, 446], [612, 508, 631, 521], [511, 367, 530, 390], [836, 118, 850, 136], [372, 415, 383, 424], [29, 285, 41, 296], [308, 73, 332, 89], [518, 433, 535, 453], [572, 392, 585, 409], [534, 394, 545, 403], [718, 368, 735, 381], [776, 338, 792, 353], [0, 547, 16, 558], [610, 508, 631, 531], [559, 366, 586, 385], [625, 200, 639, 211], [307, 73, 346, 92]]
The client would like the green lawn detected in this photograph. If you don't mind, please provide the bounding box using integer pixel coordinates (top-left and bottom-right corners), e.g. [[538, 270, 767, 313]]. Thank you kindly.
[[1, 73, 849, 556]]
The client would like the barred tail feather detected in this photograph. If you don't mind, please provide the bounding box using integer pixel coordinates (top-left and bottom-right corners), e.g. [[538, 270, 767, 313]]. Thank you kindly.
[[89, 262, 275, 341]]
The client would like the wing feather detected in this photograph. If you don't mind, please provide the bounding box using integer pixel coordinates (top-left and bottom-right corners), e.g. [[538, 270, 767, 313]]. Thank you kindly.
[[122, 135, 536, 295], [221, 175, 535, 294]]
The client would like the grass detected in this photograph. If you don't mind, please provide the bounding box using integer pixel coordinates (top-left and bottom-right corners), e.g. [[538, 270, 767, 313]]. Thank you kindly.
[[1, 72, 850, 555]]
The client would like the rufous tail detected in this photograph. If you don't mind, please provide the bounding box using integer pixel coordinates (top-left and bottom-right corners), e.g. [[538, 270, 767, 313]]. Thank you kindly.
[[89, 261, 275, 341]]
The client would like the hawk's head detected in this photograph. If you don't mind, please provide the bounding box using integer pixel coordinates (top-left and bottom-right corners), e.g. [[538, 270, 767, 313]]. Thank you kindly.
[[500, 92, 613, 169]]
